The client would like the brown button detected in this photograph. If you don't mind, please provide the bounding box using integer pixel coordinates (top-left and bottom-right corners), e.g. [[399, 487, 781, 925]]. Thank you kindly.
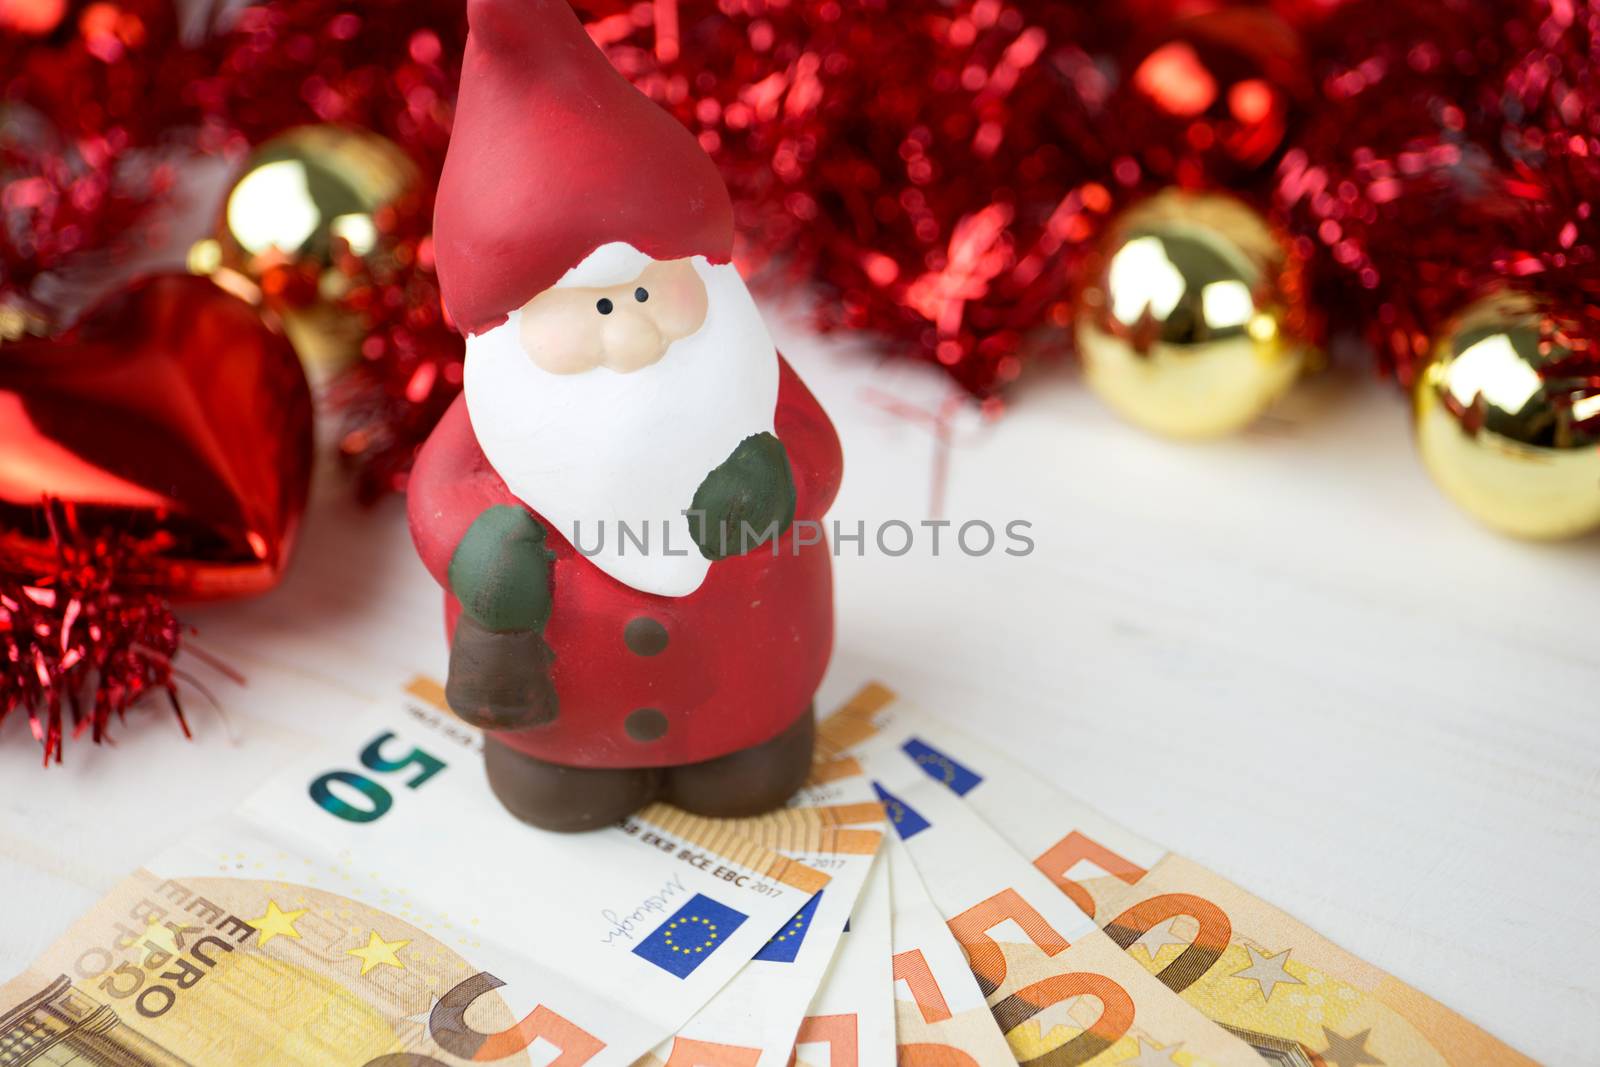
[[625, 708, 669, 742], [624, 616, 669, 656]]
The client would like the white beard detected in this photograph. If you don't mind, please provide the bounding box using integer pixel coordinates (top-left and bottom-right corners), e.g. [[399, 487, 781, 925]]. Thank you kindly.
[[463, 258, 779, 597]]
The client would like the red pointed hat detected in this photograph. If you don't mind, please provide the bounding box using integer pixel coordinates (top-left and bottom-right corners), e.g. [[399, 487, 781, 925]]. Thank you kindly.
[[434, 0, 735, 335]]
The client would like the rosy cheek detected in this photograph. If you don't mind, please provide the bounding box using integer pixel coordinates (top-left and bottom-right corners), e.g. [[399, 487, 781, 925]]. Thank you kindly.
[[520, 300, 602, 374], [650, 271, 709, 340]]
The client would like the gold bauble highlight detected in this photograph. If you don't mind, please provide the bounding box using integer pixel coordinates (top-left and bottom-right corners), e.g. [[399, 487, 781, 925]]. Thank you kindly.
[[1075, 189, 1311, 439]]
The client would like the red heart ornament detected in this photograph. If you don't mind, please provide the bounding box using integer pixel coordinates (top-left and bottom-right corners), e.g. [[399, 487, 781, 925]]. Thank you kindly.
[[0, 274, 313, 599]]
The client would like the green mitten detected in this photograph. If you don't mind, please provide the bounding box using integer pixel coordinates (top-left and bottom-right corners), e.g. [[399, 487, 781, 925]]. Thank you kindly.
[[688, 432, 797, 561], [448, 505, 556, 632]]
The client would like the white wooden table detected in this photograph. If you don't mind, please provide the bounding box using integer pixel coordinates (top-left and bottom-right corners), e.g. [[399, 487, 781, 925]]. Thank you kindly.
[[2, 306, 1596, 1065]]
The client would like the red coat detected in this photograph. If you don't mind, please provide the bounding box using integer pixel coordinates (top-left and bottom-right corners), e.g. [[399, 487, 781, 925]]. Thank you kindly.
[[408, 357, 842, 768]]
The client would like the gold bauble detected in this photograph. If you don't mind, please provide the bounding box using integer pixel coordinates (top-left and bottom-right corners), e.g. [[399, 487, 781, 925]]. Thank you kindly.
[[196, 125, 418, 376], [1413, 291, 1600, 539], [1074, 189, 1311, 438]]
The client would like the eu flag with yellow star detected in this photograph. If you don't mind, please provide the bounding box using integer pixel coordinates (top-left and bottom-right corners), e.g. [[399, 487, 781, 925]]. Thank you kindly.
[[633, 894, 747, 978], [902, 737, 983, 795], [754, 891, 822, 964], [872, 781, 931, 840]]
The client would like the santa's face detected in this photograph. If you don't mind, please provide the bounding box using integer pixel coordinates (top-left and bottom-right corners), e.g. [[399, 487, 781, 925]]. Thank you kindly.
[[463, 242, 779, 598], [518, 259, 709, 375]]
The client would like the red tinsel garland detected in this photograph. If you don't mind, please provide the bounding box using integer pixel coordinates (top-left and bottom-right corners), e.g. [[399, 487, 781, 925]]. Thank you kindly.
[[0, 502, 187, 763], [0, 0, 219, 326], [5, 0, 1597, 473], [1492, 0, 1600, 418], [1274, 0, 1543, 382], [197, 0, 470, 498], [1270, 0, 1600, 425], [772, 1, 1107, 394]]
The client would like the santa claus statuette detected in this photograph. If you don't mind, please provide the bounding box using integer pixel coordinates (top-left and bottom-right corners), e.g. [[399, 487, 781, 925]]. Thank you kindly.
[[409, 0, 842, 830]]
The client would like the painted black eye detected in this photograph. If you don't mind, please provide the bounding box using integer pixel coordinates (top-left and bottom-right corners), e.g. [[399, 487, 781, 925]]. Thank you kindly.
[[596, 298, 614, 315], [635, 287, 649, 303]]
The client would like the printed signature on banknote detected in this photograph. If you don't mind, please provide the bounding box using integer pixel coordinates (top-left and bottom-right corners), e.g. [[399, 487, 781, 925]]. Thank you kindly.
[[600, 873, 692, 945]]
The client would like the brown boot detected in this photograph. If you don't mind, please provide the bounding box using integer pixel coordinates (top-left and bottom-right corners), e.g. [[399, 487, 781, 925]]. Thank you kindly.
[[663, 707, 815, 818], [484, 736, 662, 832]]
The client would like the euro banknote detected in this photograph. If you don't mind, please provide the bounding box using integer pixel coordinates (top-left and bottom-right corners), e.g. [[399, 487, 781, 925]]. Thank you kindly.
[[823, 683, 1537, 1067], [792, 849, 895, 1067], [884, 830, 1019, 1066], [855, 747, 1264, 1067], [0, 684, 830, 1067], [636, 810, 882, 1067]]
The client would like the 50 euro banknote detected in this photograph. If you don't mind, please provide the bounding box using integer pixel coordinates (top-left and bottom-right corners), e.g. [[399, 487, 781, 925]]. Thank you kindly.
[[0, 684, 831, 1067], [791, 847, 895, 1067], [823, 684, 1536, 1067], [884, 829, 1018, 1066]]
